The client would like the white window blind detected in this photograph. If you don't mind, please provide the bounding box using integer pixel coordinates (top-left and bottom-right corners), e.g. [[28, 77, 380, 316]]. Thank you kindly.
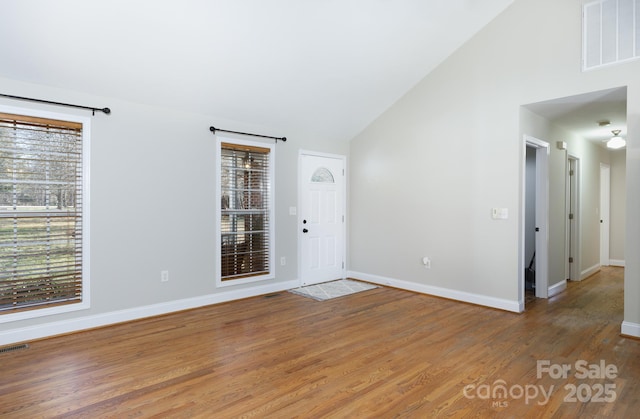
[[0, 112, 84, 313], [219, 142, 272, 281], [583, 0, 640, 70]]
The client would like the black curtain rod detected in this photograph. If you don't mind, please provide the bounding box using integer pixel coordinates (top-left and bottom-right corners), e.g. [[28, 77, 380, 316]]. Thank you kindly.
[[0, 93, 111, 115], [210, 126, 286, 142]]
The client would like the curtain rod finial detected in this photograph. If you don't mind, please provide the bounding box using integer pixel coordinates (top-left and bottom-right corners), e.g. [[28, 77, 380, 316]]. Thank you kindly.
[[102, 108, 111, 115], [281, 137, 287, 142], [210, 126, 217, 133]]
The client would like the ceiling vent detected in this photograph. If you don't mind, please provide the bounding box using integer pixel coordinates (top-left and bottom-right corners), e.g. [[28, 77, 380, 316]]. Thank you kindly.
[[583, 0, 640, 70]]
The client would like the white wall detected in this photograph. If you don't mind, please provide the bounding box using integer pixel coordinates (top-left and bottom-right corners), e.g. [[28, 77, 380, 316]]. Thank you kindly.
[[349, 0, 640, 334], [0, 77, 348, 343]]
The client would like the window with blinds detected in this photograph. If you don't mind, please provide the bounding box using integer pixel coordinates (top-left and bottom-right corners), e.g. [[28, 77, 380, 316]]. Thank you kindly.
[[0, 111, 87, 316], [218, 141, 273, 283]]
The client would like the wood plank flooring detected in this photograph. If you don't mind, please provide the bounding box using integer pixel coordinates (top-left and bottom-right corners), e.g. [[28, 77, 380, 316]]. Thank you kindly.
[[0, 267, 637, 418]]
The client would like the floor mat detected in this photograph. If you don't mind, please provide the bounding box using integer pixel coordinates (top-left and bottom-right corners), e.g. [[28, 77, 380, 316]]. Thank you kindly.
[[288, 279, 378, 301]]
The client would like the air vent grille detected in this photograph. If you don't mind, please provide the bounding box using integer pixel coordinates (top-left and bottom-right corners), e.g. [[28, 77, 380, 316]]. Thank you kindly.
[[583, 0, 640, 70], [0, 344, 29, 354]]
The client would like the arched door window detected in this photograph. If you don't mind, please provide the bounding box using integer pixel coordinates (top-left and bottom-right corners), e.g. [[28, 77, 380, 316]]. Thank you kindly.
[[311, 167, 335, 183]]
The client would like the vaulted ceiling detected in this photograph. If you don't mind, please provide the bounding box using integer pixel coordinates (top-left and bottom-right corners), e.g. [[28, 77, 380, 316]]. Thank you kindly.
[[0, 0, 514, 141]]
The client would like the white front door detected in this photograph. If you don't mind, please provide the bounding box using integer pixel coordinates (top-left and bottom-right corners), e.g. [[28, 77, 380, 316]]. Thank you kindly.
[[299, 152, 345, 286]]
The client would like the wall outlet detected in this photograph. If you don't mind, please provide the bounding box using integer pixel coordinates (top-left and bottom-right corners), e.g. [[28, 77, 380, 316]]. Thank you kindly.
[[280, 257, 286, 266], [161, 270, 169, 282]]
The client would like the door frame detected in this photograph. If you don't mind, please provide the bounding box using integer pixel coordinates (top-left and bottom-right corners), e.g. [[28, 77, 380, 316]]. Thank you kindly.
[[565, 154, 581, 281], [521, 135, 550, 305], [297, 150, 347, 286]]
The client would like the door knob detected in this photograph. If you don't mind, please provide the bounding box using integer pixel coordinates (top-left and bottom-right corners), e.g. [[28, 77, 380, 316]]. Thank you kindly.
[[302, 228, 308, 233]]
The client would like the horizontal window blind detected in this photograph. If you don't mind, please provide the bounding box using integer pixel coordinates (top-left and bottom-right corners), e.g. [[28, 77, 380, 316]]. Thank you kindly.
[[220, 142, 270, 280], [0, 112, 84, 313]]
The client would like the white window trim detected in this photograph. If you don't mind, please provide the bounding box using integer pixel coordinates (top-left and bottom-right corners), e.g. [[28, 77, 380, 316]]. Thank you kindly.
[[215, 136, 275, 287], [0, 104, 91, 323]]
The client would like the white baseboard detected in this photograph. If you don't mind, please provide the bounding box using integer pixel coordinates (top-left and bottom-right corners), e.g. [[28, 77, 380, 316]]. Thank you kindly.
[[609, 259, 625, 267], [0, 280, 299, 346], [621, 321, 640, 338], [580, 264, 600, 280], [548, 280, 567, 297], [348, 270, 521, 313]]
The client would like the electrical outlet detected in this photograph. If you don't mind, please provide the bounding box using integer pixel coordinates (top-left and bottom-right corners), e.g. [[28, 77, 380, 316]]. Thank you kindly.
[[161, 270, 169, 282], [280, 257, 286, 266]]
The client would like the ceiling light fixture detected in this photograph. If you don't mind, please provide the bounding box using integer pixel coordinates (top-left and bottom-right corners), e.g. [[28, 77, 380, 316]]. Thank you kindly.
[[606, 129, 626, 149]]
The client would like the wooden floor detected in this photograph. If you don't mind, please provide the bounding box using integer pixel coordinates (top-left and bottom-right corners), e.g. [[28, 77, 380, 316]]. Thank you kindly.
[[1, 267, 637, 418]]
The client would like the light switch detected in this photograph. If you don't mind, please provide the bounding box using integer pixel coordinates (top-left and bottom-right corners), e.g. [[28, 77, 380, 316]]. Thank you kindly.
[[492, 208, 509, 220]]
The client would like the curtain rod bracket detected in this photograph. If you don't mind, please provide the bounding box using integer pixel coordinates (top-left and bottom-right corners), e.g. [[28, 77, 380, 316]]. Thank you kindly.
[[210, 126, 286, 143]]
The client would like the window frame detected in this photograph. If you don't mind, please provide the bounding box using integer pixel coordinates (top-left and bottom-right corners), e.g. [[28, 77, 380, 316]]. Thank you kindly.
[[215, 136, 275, 287], [0, 105, 90, 323]]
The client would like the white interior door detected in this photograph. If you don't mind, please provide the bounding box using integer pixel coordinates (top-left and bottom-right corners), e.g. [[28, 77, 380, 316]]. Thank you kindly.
[[533, 142, 549, 298], [299, 152, 345, 286], [600, 163, 610, 267], [522, 135, 549, 302]]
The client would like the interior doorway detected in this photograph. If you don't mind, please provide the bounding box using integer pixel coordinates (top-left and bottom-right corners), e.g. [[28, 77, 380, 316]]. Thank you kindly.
[[521, 87, 627, 334], [524, 146, 537, 299], [523, 135, 550, 303]]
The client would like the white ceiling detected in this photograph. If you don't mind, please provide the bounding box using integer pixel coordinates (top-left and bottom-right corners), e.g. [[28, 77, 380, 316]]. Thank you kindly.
[[0, 0, 514, 141], [524, 87, 627, 148]]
